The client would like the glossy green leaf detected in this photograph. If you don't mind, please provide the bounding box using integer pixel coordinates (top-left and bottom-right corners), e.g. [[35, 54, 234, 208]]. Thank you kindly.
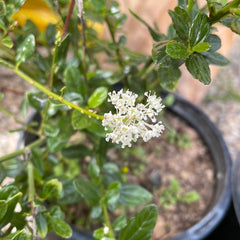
[[49, 205, 65, 220], [49, 217, 72, 238], [58, 179, 83, 204], [64, 65, 87, 96], [129, 9, 165, 41], [26, 92, 47, 111], [0, 185, 19, 200], [88, 87, 108, 108], [74, 177, 100, 206], [113, 215, 127, 231], [2, 36, 13, 48], [90, 205, 102, 219], [186, 53, 211, 84], [86, 118, 106, 137], [202, 52, 230, 66], [20, 98, 29, 116], [104, 182, 121, 206], [0, 200, 8, 221], [71, 110, 91, 130], [63, 92, 83, 106], [42, 179, 63, 199], [16, 34, 35, 65], [36, 212, 48, 239], [47, 137, 68, 152], [231, 17, 240, 34], [166, 41, 188, 59], [11, 229, 31, 240], [192, 42, 211, 53], [158, 66, 181, 91], [11, 212, 27, 230], [178, 0, 188, 9], [168, 7, 190, 40], [189, 13, 210, 47], [206, 34, 221, 52], [119, 184, 152, 206], [119, 204, 158, 240], [61, 144, 91, 159], [42, 123, 60, 137], [0, 192, 23, 229], [88, 161, 100, 179]]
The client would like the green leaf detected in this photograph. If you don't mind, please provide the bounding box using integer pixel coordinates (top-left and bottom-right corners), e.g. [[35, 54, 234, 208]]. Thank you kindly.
[[74, 177, 101, 206], [0, 200, 8, 221], [42, 123, 60, 137], [20, 98, 29, 116], [26, 92, 47, 111], [113, 215, 127, 231], [158, 66, 181, 91], [129, 9, 165, 41], [11, 229, 31, 240], [61, 144, 91, 159], [189, 13, 210, 47], [206, 34, 221, 52], [178, 0, 188, 9], [64, 65, 87, 96], [104, 182, 121, 206], [119, 205, 158, 240], [2, 36, 13, 48], [42, 179, 63, 199], [88, 160, 100, 179], [119, 184, 152, 206], [71, 110, 91, 130], [11, 212, 27, 230], [49, 205, 65, 220], [192, 42, 211, 53], [47, 137, 68, 152], [186, 53, 211, 84], [49, 217, 72, 238], [166, 41, 188, 59], [152, 41, 184, 68], [168, 7, 190, 40], [0, 192, 23, 229], [90, 205, 102, 219], [202, 51, 230, 66], [58, 179, 83, 205], [88, 87, 108, 108], [16, 34, 35, 65], [231, 17, 240, 34], [36, 212, 48, 239], [86, 118, 106, 137]]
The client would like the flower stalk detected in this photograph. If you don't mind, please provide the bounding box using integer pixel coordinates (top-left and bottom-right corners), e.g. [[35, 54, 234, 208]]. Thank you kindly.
[[0, 58, 103, 120]]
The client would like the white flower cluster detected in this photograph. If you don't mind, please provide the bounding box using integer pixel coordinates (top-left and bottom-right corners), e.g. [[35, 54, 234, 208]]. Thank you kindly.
[[102, 89, 165, 148]]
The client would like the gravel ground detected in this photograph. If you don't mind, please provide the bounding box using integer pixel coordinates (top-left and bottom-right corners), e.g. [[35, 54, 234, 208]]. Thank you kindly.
[[0, 37, 240, 161]]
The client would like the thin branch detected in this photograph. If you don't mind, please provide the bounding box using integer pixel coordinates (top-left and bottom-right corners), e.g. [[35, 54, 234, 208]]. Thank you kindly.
[[62, 0, 76, 39], [76, 0, 88, 84]]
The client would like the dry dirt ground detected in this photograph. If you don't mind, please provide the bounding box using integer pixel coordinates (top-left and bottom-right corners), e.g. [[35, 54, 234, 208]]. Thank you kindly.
[[0, 37, 240, 161]]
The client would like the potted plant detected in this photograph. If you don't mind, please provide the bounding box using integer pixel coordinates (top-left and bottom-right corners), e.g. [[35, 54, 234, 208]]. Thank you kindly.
[[0, 0, 239, 239]]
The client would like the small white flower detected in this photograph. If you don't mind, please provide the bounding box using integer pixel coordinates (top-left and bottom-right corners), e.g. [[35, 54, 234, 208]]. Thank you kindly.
[[102, 89, 165, 148], [103, 225, 109, 234]]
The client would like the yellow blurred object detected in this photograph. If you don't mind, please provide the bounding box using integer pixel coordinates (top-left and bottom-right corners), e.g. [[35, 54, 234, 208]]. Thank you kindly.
[[121, 166, 129, 174], [11, 0, 62, 33]]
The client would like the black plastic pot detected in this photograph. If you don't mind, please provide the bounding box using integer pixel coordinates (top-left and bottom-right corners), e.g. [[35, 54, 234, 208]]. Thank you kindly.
[[160, 91, 232, 240], [21, 92, 232, 240]]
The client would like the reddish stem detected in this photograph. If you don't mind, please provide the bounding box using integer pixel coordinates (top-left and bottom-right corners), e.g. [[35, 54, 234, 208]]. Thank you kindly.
[[62, 0, 76, 39]]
